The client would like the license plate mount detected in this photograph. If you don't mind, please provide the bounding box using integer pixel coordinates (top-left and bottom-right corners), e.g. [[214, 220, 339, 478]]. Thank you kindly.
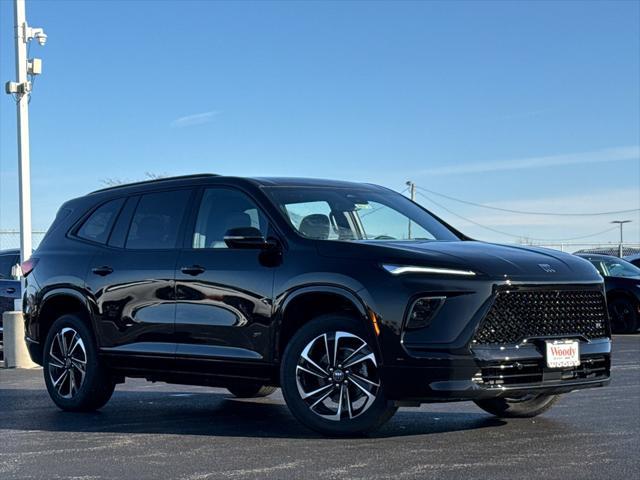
[[545, 339, 580, 369]]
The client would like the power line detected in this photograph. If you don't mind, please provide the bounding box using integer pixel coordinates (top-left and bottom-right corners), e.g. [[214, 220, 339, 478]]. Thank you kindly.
[[416, 186, 640, 217], [416, 191, 620, 242]]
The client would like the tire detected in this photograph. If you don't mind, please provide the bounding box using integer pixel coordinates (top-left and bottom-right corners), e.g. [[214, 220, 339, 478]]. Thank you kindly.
[[474, 393, 559, 418], [608, 297, 639, 334], [43, 314, 115, 412], [280, 314, 397, 436], [227, 384, 277, 398]]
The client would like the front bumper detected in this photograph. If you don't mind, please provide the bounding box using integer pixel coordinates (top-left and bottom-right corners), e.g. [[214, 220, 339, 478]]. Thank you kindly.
[[381, 337, 611, 402]]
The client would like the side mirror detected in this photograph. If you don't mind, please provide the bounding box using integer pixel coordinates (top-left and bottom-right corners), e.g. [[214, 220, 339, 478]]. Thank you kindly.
[[224, 227, 269, 250]]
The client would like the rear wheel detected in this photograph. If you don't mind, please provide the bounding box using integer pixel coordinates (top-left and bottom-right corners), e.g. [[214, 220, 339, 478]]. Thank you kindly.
[[608, 297, 639, 334], [43, 314, 115, 411], [473, 393, 558, 418], [280, 314, 397, 436], [227, 384, 277, 398]]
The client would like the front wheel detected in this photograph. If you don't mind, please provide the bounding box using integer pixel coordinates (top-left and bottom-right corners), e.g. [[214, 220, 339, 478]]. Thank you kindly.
[[43, 314, 115, 412], [473, 393, 559, 418], [280, 314, 397, 436]]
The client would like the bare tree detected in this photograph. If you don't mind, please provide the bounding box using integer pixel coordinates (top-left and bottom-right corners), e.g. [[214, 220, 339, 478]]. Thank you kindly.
[[100, 172, 167, 187]]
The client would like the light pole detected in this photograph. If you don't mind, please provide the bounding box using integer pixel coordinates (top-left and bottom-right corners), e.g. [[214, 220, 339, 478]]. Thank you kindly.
[[4, 0, 46, 310], [4, 0, 46, 288], [406, 181, 416, 239], [611, 220, 631, 258]]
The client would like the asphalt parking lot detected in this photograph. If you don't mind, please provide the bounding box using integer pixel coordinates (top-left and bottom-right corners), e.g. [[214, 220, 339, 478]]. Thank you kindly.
[[1, 335, 639, 480]]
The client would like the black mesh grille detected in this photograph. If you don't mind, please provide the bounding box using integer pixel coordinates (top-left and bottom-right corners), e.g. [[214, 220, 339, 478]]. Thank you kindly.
[[473, 289, 608, 344]]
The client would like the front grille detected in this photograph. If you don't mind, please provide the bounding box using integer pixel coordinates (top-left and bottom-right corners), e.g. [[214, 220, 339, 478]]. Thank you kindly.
[[473, 289, 608, 345], [473, 355, 609, 387]]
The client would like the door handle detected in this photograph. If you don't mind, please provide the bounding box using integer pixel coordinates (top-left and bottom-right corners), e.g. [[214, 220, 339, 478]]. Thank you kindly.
[[92, 266, 114, 276], [5, 288, 16, 294], [181, 265, 206, 276]]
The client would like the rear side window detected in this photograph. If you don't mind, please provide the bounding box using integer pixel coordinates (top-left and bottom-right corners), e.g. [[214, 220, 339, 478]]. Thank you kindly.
[[126, 190, 191, 249], [76, 198, 125, 244], [0, 254, 20, 278]]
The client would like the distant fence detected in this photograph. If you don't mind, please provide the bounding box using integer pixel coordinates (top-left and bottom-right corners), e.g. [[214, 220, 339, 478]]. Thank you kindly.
[[526, 243, 640, 257], [0, 231, 46, 251]]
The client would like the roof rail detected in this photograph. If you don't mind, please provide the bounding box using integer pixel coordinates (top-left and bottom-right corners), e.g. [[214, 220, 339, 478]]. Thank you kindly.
[[89, 174, 220, 194]]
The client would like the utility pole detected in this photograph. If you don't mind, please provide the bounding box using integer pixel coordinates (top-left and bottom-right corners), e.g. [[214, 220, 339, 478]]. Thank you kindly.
[[4, 0, 46, 278], [5, 0, 47, 311], [611, 220, 631, 258], [406, 181, 416, 239]]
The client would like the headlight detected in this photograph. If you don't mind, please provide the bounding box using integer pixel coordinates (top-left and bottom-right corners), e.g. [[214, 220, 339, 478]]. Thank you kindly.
[[382, 264, 476, 276]]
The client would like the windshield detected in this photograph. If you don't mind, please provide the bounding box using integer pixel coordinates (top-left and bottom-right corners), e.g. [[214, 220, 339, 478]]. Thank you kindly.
[[264, 186, 460, 242], [587, 257, 640, 279]]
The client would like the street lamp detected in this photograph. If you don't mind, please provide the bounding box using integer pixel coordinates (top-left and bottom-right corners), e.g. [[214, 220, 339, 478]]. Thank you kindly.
[[4, 0, 47, 310], [611, 220, 631, 257]]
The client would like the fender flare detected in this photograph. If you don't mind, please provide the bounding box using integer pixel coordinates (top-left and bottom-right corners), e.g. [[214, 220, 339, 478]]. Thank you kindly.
[[273, 284, 380, 360], [38, 287, 96, 337]]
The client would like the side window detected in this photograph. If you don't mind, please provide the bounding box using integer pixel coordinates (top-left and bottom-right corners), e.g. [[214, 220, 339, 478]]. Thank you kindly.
[[76, 198, 125, 244], [192, 188, 268, 249], [0, 254, 19, 279], [126, 190, 191, 250], [107, 196, 139, 248], [283, 201, 339, 240]]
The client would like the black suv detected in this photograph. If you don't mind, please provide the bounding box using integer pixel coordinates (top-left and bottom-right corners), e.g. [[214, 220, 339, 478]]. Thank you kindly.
[[23, 175, 611, 435]]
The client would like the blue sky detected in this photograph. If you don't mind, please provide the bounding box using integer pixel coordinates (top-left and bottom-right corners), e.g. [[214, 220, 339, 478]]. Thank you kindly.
[[1, 0, 639, 245]]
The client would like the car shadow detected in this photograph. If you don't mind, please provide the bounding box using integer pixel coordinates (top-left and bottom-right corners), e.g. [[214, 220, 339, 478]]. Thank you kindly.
[[1, 387, 507, 439]]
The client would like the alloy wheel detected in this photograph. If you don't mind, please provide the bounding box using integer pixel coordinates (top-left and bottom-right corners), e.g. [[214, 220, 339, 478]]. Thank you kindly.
[[295, 331, 380, 421], [48, 327, 87, 399]]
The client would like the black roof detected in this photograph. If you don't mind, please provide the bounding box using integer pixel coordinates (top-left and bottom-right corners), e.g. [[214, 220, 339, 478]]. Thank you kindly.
[[89, 174, 220, 194], [89, 174, 381, 195], [249, 177, 381, 189]]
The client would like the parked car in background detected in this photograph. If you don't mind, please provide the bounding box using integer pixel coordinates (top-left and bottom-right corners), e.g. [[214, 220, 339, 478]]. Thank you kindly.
[[22, 175, 611, 436], [624, 253, 640, 269], [0, 248, 22, 359], [576, 254, 640, 334]]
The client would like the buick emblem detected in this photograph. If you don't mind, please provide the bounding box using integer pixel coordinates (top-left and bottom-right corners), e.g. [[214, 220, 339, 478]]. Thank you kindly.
[[538, 263, 556, 273]]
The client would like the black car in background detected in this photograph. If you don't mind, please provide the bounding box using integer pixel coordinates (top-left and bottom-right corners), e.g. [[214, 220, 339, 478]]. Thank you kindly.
[[624, 253, 640, 269], [0, 249, 21, 358], [21, 175, 611, 436], [576, 254, 640, 334]]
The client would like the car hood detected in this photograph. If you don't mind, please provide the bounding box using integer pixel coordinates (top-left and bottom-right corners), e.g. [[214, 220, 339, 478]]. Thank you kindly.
[[317, 240, 602, 281]]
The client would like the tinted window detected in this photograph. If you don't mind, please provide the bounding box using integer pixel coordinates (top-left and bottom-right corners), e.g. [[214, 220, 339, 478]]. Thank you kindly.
[[0, 254, 20, 279], [108, 196, 139, 248], [76, 198, 125, 244], [284, 201, 339, 240], [126, 190, 190, 249], [192, 188, 267, 249]]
